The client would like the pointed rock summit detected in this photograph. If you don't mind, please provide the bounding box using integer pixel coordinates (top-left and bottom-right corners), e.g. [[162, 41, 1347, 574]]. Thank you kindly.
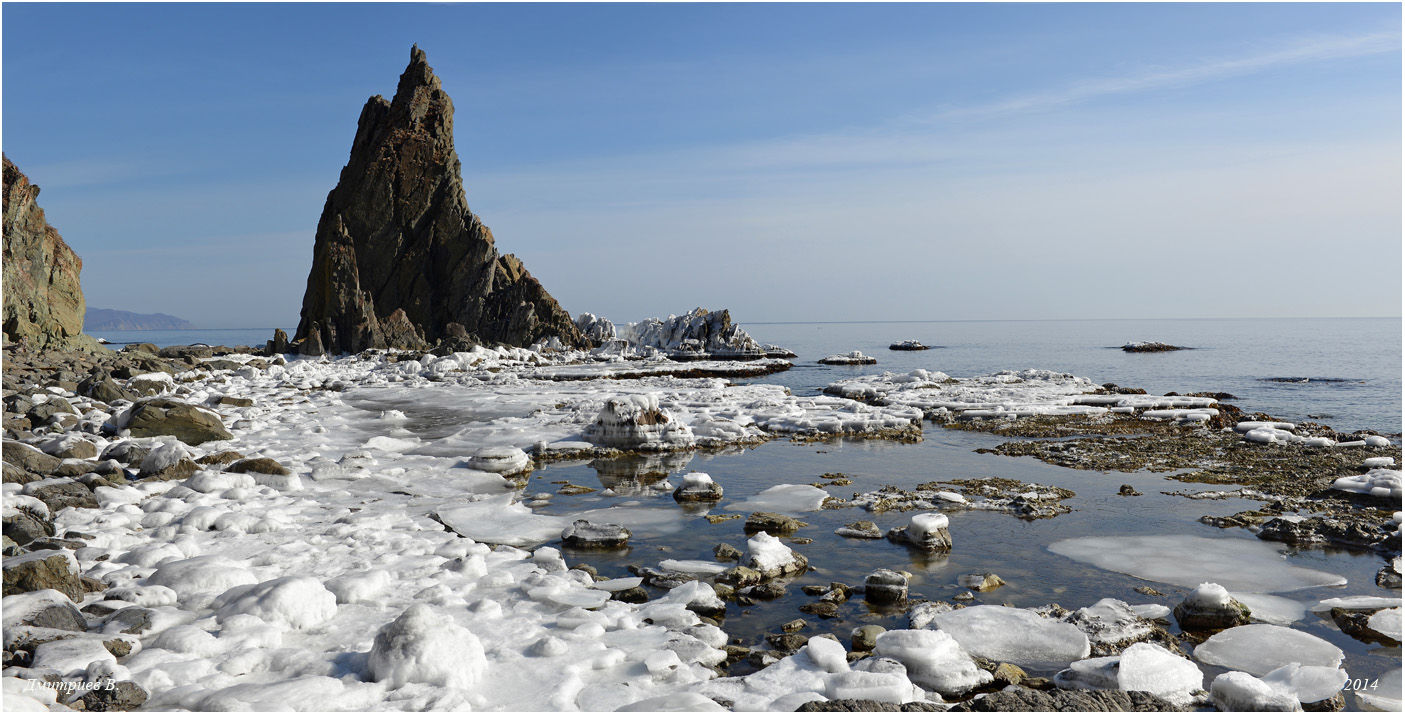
[[295, 45, 585, 354]]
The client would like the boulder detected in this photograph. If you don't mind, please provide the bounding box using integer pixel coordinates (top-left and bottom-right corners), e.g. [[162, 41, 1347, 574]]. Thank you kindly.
[[864, 569, 909, 605], [125, 398, 232, 444], [560, 520, 630, 549], [77, 681, 148, 712], [673, 472, 724, 502], [226, 457, 290, 476], [138, 442, 200, 482], [26, 480, 99, 513], [3, 551, 83, 600], [886, 513, 953, 552], [744, 511, 803, 535], [293, 45, 586, 354], [1173, 583, 1250, 632], [946, 687, 1187, 711], [2, 156, 102, 352]]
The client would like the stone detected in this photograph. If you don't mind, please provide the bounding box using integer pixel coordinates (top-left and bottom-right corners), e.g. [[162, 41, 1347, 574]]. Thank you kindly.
[[864, 569, 909, 605], [215, 395, 255, 407], [946, 686, 1187, 711], [27, 397, 78, 424], [713, 543, 742, 562], [195, 450, 245, 466], [293, 46, 586, 354], [765, 632, 809, 652], [125, 397, 232, 444], [138, 443, 200, 482], [851, 625, 886, 651], [716, 566, 763, 588], [800, 601, 840, 618], [268, 328, 290, 355], [1173, 583, 1250, 632], [76, 681, 148, 711], [3, 552, 83, 600], [958, 573, 1005, 592], [744, 511, 803, 535], [82, 377, 135, 404], [991, 663, 1027, 687], [8, 592, 87, 632], [2, 156, 102, 352], [738, 583, 786, 601], [1118, 485, 1142, 496], [4, 511, 53, 545], [560, 520, 630, 549], [886, 513, 953, 552], [27, 480, 99, 513], [835, 520, 884, 539], [673, 472, 724, 502], [796, 701, 944, 712], [3, 440, 61, 474], [226, 457, 290, 476]]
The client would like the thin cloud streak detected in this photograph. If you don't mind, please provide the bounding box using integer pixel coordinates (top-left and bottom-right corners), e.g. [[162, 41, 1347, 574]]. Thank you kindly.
[[935, 30, 1401, 120]]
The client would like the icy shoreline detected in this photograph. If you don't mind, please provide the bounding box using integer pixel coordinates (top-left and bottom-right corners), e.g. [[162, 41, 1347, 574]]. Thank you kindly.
[[3, 345, 1401, 711]]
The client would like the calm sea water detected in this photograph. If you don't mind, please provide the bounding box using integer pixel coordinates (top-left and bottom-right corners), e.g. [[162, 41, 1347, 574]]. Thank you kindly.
[[89, 317, 1401, 434]]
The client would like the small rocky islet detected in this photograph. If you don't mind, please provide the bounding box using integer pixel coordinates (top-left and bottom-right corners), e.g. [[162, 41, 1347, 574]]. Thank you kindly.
[[4, 47, 1401, 713]]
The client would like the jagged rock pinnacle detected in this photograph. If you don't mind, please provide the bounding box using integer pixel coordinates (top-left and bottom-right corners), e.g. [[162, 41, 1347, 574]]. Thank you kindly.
[[294, 46, 586, 355]]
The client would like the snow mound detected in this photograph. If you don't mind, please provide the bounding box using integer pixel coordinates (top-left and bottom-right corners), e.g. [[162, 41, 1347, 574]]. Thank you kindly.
[[367, 604, 486, 690], [1332, 469, 1402, 499], [213, 576, 337, 629]]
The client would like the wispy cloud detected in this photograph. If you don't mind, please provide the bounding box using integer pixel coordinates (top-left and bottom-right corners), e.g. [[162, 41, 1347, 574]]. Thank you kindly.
[[938, 30, 1401, 120]]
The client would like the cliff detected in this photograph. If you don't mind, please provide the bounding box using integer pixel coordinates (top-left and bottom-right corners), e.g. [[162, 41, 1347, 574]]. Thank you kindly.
[[294, 45, 586, 355], [2, 155, 102, 352]]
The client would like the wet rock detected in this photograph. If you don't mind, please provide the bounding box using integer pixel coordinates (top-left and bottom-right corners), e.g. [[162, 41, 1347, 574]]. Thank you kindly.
[[1257, 515, 1387, 550], [673, 472, 724, 502], [1173, 583, 1250, 632], [864, 569, 909, 605], [797, 700, 944, 712], [765, 632, 809, 653], [835, 520, 884, 539], [713, 543, 742, 562], [946, 686, 1187, 711], [610, 586, 649, 604], [851, 625, 885, 651], [1118, 485, 1142, 496], [800, 601, 840, 618], [3, 551, 82, 600], [958, 573, 1004, 592], [738, 583, 786, 601], [1377, 559, 1401, 589], [1122, 342, 1186, 353], [226, 457, 291, 476], [561, 520, 630, 549], [1329, 607, 1400, 646], [886, 513, 952, 552], [744, 511, 803, 535], [124, 398, 232, 444], [716, 566, 763, 588], [991, 662, 1027, 687]]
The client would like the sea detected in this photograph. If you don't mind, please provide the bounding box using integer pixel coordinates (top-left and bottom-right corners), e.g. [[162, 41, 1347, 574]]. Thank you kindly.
[[90, 317, 1403, 434], [84, 316, 1402, 704]]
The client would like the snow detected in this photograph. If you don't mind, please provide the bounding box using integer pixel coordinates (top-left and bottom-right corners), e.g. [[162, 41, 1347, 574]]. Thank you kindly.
[[825, 368, 1103, 421], [1363, 456, 1396, 468], [367, 604, 487, 690], [724, 483, 828, 513], [1210, 670, 1305, 712], [467, 446, 530, 474], [212, 576, 338, 629], [1048, 535, 1348, 592], [745, 532, 801, 576], [1187, 582, 1231, 608], [437, 495, 567, 547], [1356, 668, 1401, 711], [908, 512, 949, 536], [1332, 469, 1402, 499], [1194, 625, 1344, 675], [923, 605, 1091, 668]]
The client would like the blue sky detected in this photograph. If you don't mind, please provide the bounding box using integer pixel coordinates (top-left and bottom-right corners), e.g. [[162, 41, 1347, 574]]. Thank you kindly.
[[3, 3, 1400, 329]]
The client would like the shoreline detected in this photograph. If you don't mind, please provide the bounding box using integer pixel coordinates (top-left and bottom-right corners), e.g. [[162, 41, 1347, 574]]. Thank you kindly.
[[3, 342, 1400, 711]]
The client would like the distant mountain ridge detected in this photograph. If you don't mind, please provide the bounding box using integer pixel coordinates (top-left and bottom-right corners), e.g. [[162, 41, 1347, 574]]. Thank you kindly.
[[85, 308, 196, 331]]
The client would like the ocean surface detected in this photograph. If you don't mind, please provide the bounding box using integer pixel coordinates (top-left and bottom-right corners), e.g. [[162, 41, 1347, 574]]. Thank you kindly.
[[91, 317, 1401, 434]]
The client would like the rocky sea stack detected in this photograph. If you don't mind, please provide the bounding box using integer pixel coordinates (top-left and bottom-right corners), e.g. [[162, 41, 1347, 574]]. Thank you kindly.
[[294, 45, 585, 355], [2, 155, 102, 352]]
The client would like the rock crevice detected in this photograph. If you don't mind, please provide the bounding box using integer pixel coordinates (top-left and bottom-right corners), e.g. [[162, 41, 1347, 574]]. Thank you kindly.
[[295, 45, 584, 354]]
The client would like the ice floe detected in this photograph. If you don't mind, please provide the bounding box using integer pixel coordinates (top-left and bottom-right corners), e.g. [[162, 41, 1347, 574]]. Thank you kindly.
[[1194, 624, 1344, 675], [1048, 535, 1348, 593], [922, 604, 1091, 668]]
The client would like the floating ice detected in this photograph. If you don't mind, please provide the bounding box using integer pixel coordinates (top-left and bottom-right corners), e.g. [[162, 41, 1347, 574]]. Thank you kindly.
[[437, 495, 567, 547], [1309, 596, 1401, 612], [924, 605, 1090, 668], [1194, 624, 1344, 675], [1368, 607, 1402, 641], [1210, 670, 1304, 712], [1056, 643, 1203, 707], [725, 484, 828, 513], [1231, 592, 1305, 625], [1332, 469, 1402, 499], [1048, 535, 1347, 593], [1356, 668, 1401, 711], [1262, 663, 1350, 704]]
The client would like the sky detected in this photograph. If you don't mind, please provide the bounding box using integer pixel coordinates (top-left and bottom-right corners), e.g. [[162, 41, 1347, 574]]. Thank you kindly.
[[2, 2, 1400, 330]]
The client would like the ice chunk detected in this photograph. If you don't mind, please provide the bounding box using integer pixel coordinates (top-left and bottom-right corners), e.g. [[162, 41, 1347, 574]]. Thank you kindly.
[[437, 495, 568, 547], [1194, 625, 1344, 675], [367, 604, 485, 689], [1048, 535, 1347, 593], [1363, 457, 1396, 468], [725, 484, 828, 513], [1368, 607, 1402, 641], [1356, 668, 1401, 711], [1230, 592, 1305, 625], [925, 605, 1090, 668], [1261, 663, 1349, 704], [1117, 643, 1204, 706], [582, 394, 695, 450], [1210, 671, 1303, 712], [805, 636, 850, 674], [467, 446, 530, 474], [823, 671, 913, 703], [1309, 596, 1400, 612], [874, 629, 992, 695], [213, 576, 337, 629], [617, 693, 728, 712]]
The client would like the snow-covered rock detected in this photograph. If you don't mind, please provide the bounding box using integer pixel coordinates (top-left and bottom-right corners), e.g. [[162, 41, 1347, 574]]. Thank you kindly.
[[367, 604, 486, 690]]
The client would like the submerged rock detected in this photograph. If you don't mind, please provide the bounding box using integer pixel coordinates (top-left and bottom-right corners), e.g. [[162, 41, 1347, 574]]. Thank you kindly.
[[294, 46, 586, 354]]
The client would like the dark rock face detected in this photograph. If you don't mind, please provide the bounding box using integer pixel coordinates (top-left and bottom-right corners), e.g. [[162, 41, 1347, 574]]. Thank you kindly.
[[946, 687, 1186, 711], [125, 398, 232, 445], [2, 156, 102, 352], [3, 552, 84, 600], [295, 46, 585, 354]]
